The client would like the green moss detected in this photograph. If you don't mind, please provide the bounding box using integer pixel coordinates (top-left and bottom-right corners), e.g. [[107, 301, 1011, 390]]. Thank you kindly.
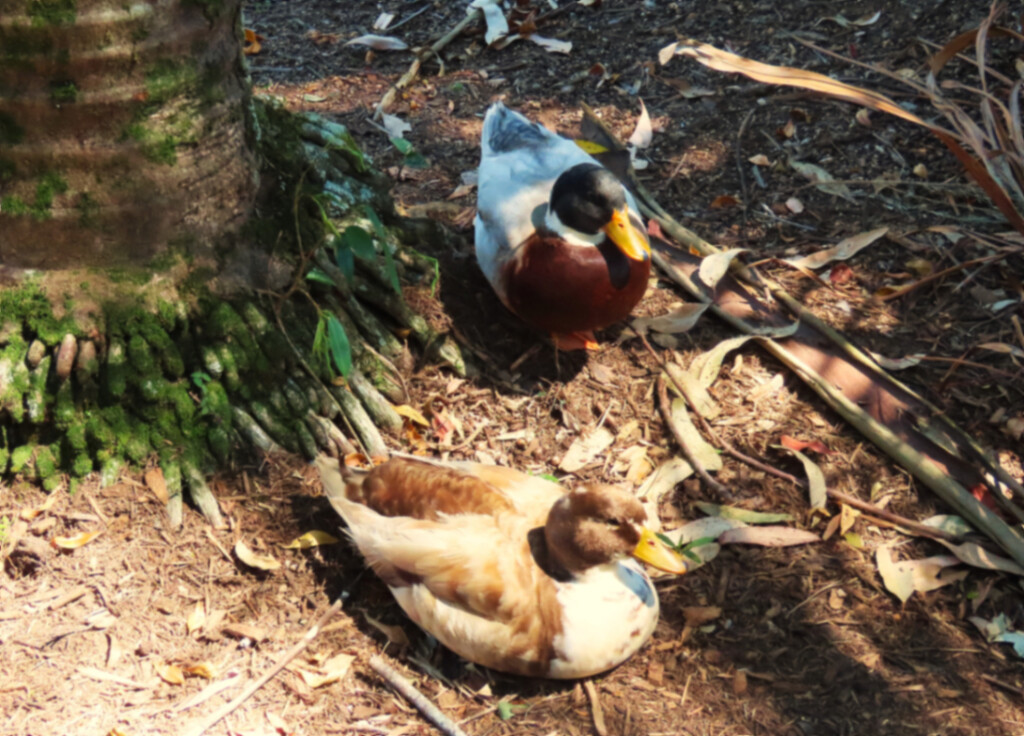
[[49, 80, 78, 104], [197, 379, 231, 425], [1, 195, 29, 215], [25, 355, 51, 422], [136, 318, 183, 376], [105, 338, 127, 397], [127, 334, 157, 374], [28, 0, 76, 26], [9, 445, 33, 473], [126, 123, 178, 165], [3, 172, 69, 221], [87, 415, 115, 461], [123, 423, 151, 463], [0, 112, 25, 144], [153, 406, 184, 444], [0, 284, 79, 345], [66, 422, 87, 451], [54, 378, 75, 427], [35, 171, 67, 211], [99, 457, 122, 487], [182, 0, 224, 21], [69, 449, 91, 476], [214, 342, 240, 390], [145, 59, 198, 104], [76, 192, 99, 227], [35, 445, 57, 478], [168, 382, 195, 423]]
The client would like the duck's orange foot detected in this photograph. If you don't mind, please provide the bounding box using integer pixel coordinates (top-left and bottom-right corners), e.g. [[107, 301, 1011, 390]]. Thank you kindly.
[[551, 331, 600, 351]]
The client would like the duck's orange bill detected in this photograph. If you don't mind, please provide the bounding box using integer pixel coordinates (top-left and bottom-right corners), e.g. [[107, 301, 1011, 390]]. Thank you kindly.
[[603, 206, 651, 262], [631, 527, 689, 575]]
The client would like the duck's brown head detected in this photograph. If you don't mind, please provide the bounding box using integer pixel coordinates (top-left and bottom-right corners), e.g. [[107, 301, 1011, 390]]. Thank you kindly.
[[545, 485, 688, 576]]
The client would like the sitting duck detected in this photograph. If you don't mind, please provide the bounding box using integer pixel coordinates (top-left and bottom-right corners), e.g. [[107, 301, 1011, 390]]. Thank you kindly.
[[316, 454, 687, 679], [474, 102, 652, 350]]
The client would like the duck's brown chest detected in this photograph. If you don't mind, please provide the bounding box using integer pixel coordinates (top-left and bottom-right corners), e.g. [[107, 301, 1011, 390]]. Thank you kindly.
[[499, 234, 650, 334]]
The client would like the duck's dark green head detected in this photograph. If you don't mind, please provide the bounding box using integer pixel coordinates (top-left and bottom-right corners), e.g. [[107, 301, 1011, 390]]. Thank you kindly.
[[549, 163, 650, 261]]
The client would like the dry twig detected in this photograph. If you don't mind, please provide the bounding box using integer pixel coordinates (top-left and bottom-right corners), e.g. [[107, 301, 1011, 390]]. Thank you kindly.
[[182, 597, 344, 736], [583, 679, 608, 736], [376, 9, 482, 118], [369, 655, 469, 736]]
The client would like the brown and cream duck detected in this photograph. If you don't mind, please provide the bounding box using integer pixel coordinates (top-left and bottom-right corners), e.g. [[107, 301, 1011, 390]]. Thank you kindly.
[[316, 455, 687, 678]]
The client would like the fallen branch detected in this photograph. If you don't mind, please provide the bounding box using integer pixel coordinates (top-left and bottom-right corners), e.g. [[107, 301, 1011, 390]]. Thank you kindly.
[[640, 334, 802, 488], [376, 9, 482, 118], [369, 655, 469, 736], [655, 373, 732, 501], [826, 489, 960, 542], [182, 597, 344, 736]]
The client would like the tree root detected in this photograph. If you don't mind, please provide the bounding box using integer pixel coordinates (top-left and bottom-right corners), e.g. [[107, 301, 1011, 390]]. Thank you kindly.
[[0, 102, 466, 524]]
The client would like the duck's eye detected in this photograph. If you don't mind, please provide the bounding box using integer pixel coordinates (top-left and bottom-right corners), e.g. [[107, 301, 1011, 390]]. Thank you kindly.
[[603, 517, 621, 527]]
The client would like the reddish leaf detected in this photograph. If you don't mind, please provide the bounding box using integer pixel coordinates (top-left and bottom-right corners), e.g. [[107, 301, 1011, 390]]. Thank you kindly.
[[710, 194, 740, 209], [779, 435, 833, 455], [829, 263, 855, 284]]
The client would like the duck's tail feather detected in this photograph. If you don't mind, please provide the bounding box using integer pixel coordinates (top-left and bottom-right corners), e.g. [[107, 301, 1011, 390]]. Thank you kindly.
[[315, 454, 369, 521], [481, 102, 551, 155]]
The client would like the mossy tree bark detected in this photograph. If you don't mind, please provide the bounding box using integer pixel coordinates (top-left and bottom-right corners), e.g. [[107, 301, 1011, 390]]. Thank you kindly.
[[0, 0, 464, 527]]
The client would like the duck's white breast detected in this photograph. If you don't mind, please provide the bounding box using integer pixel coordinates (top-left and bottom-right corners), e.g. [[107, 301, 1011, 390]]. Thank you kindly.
[[547, 559, 660, 679]]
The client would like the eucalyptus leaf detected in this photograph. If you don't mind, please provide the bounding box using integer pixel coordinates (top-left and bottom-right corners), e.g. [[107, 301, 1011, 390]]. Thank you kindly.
[[306, 267, 336, 287], [334, 242, 355, 282], [326, 314, 352, 377], [698, 248, 747, 290], [383, 246, 401, 293], [695, 502, 793, 524], [343, 226, 376, 260], [776, 445, 827, 509]]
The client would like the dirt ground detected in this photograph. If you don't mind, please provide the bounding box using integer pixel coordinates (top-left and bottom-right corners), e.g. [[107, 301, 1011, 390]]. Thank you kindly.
[[4, 1, 1024, 735]]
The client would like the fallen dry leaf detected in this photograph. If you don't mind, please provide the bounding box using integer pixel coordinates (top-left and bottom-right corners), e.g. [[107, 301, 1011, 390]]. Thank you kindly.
[[527, 34, 572, 54], [184, 662, 217, 679], [559, 426, 614, 473], [365, 614, 410, 646], [156, 663, 185, 686], [234, 540, 281, 571], [53, 530, 102, 549], [186, 601, 205, 635], [471, 0, 509, 44], [243, 28, 263, 55], [19, 490, 60, 521], [683, 606, 722, 627], [344, 34, 408, 51], [283, 530, 340, 549], [786, 227, 888, 270], [145, 467, 168, 504], [394, 404, 430, 426], [717, 526, 819, 547]]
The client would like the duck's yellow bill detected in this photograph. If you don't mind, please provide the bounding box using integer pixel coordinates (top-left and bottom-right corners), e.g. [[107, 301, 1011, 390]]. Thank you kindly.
[[604, 206, 650, 262], [631, 527, 689, 575]]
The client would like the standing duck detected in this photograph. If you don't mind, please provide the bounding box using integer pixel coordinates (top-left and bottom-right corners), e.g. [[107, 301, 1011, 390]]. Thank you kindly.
[[316, 455, 687, 679], [474, 103, 652, 351]]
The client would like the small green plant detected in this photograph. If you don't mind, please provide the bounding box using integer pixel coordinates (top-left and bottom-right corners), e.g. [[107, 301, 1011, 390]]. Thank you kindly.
[[312, 312, 351, 379], [389, 136, 429, 169], [657, 533, 716, 564]]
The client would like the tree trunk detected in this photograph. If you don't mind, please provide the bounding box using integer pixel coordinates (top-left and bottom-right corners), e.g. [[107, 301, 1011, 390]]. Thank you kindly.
[[0, 0, 258, 266], [0, 0, 464, 525]]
